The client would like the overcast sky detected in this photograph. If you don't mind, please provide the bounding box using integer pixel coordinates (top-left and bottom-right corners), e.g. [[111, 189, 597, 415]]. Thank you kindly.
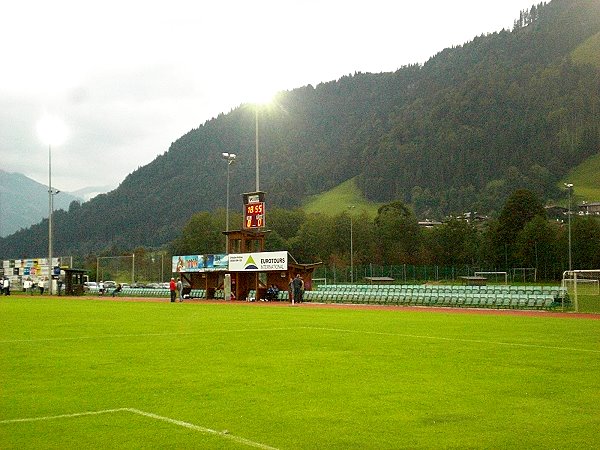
[[1, 0, 537, 194]]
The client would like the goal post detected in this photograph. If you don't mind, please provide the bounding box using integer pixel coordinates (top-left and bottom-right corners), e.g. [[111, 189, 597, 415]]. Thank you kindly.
[[561, 270, 600, 313], [96, 254, 135, 285], [474, 271, 508, 284], [512, 267, 537, 283]]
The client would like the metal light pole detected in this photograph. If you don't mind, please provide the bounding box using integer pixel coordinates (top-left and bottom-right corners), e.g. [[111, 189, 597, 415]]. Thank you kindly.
[[38, 116, 67, 295], [222, 152, 237, 253], [348, 205, 355, 283], [255, 106, 260, 191], [565, 183, 573, 271], [48, 144, 53, 294], [47, 148, 62, 294]]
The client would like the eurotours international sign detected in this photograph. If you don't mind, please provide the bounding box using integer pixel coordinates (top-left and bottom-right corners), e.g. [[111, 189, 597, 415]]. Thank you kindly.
[[228, 251, 288, 272]]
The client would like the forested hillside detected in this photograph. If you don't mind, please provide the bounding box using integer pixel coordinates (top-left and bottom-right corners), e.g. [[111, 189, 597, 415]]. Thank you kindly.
[[0, 170, 82, 238], [1, 0, 599, 260]]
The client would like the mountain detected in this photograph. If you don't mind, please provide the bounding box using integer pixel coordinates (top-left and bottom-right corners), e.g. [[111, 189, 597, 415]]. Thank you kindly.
[[0, 170, 83, 238], [1, 0, 599, 259], [71, 185, 116, 202]]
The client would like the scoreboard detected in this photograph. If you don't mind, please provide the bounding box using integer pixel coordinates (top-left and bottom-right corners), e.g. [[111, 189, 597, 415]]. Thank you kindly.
[[244, 202, 265, 229], [243, 191, 266, 230]]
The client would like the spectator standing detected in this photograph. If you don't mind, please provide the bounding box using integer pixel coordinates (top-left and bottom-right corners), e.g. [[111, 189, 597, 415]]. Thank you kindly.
[[23, 278, 31, 294], [169, 277, 176, 302], [288, 277, 295, 303], [292, 274, 304, 304], [176, 277, 183, 302]]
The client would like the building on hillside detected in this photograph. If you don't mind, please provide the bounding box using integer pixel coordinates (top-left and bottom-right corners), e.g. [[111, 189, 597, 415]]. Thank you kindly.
[[579, 201, 600, 216], [418, 220, 443, 228]]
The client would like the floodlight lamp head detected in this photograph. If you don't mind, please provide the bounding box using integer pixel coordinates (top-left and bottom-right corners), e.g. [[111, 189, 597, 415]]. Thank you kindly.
[[37, 116, 68, 146], [222, 152, 236, 164]]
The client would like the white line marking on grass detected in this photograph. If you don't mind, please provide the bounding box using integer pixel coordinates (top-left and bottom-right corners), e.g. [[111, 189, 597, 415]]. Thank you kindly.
[[0, 408, 279, 450], [0, 408, 125, 424], [124, 408, 278, 450], [302, 326, 600, 354]]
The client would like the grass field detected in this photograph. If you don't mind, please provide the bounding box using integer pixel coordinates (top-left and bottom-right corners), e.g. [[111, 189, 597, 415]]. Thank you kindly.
[[1, 297, 599, 449], [302, 177, 381, 217], [561, 152, 600, 203]]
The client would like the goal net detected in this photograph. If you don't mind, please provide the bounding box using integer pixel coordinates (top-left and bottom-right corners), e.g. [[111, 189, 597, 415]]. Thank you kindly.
[[561, 270, 600, 312]]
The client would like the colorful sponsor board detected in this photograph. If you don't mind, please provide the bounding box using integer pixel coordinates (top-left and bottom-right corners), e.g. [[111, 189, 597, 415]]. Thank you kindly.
[[172, 254, 228, 273], [228, 251, 287, 272]]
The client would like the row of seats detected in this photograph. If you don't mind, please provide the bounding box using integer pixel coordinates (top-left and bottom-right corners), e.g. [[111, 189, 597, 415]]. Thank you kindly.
[[316, 284, 562, 296], [86, 285, 567, 310], [303, 291, 560, 310], [306, 284, 568, 310], [87, 287, 169, 297]]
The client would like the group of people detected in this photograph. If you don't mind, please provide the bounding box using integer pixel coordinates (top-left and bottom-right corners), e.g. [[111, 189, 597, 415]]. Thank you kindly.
[[169, 277, 184, 302], [7, 277, 50, 295], [161, 274, 305, 304], [260, 275, 304, 302]]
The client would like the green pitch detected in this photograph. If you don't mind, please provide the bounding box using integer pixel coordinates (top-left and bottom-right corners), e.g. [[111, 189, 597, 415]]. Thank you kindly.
[[1, 297, 599, 449]]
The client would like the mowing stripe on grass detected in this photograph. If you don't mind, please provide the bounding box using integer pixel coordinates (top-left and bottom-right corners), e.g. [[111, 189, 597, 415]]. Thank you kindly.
[[2, 325, 598, 354], [0, 408, 279, 450], [302, 326, 600, 354], [0, 327, 300, 344]]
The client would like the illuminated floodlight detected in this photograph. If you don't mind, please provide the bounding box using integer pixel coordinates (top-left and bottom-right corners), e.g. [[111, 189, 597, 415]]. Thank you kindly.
[[37, 115, 67, 296], [37, 115, 68, 146]]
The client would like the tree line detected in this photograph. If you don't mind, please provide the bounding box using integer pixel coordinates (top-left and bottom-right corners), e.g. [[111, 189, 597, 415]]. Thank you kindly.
[[168, 189, 600, 282]]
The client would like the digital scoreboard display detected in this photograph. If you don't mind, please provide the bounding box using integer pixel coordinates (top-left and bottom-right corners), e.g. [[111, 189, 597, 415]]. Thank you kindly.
[[244, 202, 265, 229], [242, 191, 266, 230]]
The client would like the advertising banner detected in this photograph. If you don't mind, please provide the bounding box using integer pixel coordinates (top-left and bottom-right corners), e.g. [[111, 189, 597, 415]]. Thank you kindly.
[[172, 254, 228, 273], [228, 251, 288, 272]]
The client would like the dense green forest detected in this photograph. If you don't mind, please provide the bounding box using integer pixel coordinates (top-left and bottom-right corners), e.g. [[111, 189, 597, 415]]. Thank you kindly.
[[1, 0, 599, 263], [168, 191, 600, 281]]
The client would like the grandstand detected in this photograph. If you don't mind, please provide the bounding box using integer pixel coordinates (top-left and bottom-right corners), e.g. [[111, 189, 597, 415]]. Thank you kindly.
[[302, 283, 567, 310]]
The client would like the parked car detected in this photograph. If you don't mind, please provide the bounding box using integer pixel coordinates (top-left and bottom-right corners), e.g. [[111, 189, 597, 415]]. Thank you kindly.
[[103, 281, 117, 289], [83, 282, 98, 292]]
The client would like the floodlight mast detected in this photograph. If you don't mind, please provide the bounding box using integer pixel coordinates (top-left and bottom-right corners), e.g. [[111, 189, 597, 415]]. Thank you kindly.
[[38, 117, 67, 295], [348, 205, 355, 283], [48, 144, 53, 293], [565, 183, 573, 271], [255, 107, 259, 191], [222, 152, 237, 253]]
